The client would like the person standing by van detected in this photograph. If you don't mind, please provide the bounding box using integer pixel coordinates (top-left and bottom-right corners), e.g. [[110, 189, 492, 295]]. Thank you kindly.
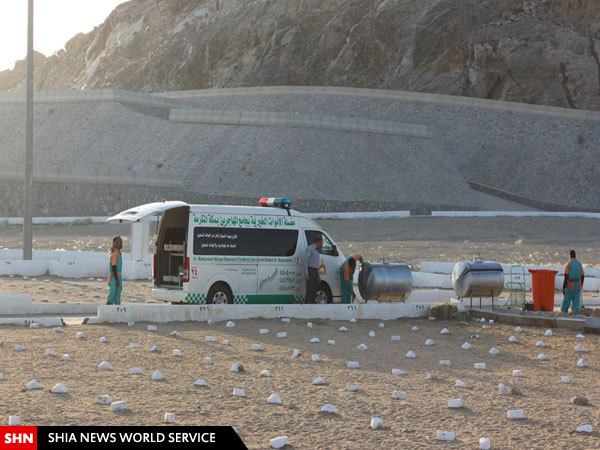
[[107, 236, 123, 305], [304, 236, 323, 304], [339, 254, 362, 304]]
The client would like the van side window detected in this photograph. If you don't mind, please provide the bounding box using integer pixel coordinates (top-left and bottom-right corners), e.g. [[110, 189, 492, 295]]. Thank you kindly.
[[193, 227, 298, 257], [305, 230, 337, 256]]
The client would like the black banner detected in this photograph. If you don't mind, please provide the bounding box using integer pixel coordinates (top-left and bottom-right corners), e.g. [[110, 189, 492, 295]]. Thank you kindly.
[[36, 427, 247, 450]]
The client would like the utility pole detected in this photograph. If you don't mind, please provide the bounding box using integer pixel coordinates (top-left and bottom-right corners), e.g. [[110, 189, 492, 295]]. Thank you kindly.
[[23, 0, 34, 260]]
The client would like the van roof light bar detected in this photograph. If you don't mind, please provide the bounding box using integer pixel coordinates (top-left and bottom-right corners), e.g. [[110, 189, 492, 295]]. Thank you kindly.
[[259, 197, 292, 215]]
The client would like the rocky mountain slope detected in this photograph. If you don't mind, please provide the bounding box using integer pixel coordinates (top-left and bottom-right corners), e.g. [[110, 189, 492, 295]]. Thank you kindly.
[[1, 0, 599, 110]]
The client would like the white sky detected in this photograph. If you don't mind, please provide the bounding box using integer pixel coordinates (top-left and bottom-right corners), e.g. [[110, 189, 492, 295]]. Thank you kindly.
[[0, 0, 126, 71]]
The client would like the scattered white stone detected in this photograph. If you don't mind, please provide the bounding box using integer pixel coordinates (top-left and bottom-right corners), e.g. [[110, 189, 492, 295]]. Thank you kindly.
[[98, 361, 112, 370], [479, 437, 491, 449], [58, 299, 66, 304], [437, 431, 455, 441], [29, 323, 40, 329], [427, 373, 437, 380], [455, 380, 466, 388], [538, 353, 548, 361], [129, 343, 141, 348], [391, 335, 400, 341], [222, 340, 230, 345], [507, 409, 524, 419], [392, 391, 406, 400], [515, 326, 522, 333], [439, 360, 451, 366], [259, 328, 269, 334], [130, 299, 137, 303], [270, 436, 289, 449], [349, 318, 356, 323], [474, 363, 486, 370], [448, 399, 463, 408], [321, 404, 338, 414], [130, 367, 142, 374], [412, 326, 419, 331], [267, 393, 282, 404], [292, 349, 300, 357], [76, 332, 84, 339], [347, 361, 360, 369], [307, 322, 313, 328], [99, 337, 108, 343], [78, 290, 83, 296], [203, 358, 213, 365], [513, 370, 522, 377], [482, 325, 492, 329], [545, 329, 553, 337], [44, 348, 55, 356], [536, 341, 544, 347], [26, 379, 42, 390], [207, 319, 213, 325], [226, 321, 235, 328], [233, 388, 246, 397], [128, 321, 136, 327], [51, 383, 68, 394], [576, 425, 593, 433], [111, 401, 127, 412], [164, 413, 175, 424], [205, 336, 216, 342], [369, 330, 376, 338], [392, 368, 405, 376], [173, 349, 182, 357], [194, 379, 207, 386], [149, 345, 160, 353], [309, 337, 319, 343], [260, 370, 271, 377], [425, 339, 434, 346], [92, 292, 100, 298], [277, 332, 287, 338], [53, 327, 62, 333], [461, 342, 472, 350], [576, 333, 585, 339], [281, 318, 290, 323], [498, 383, 510, 396], [560, 376, 570, 384], [38, 285, 45, 290], [313, 376, 325, 385], [41, 296, 48, 302], [147, 325, 157, 331], [357, 343, 368, 351], [339, 326, 348, 332], [152, 370, 164, 380], [14, 345, 25, 352], [575, 344, 585, 352], [405, 351, 416, 358], [346, 384, 360, 392], [489, 347, 500, 355], [428, 316, 436, 321], [170, 330, 181, 338], [230, 363, 242, 373], [8, 416, 20, 426], [489, 320, 494, 325], [440, 328, 450, 334], [371, 417, 383, 430], [577, 358, 588, 367], [0, 373, 4, 380], [508, 335, 517, 343], [251, 344, 262, 351], [327, 340, 336, 345], [311, 354, 320, 362]]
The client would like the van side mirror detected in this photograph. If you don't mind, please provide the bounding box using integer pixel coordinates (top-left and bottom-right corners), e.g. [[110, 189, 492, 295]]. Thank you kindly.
[[332, 245, 338, 257]]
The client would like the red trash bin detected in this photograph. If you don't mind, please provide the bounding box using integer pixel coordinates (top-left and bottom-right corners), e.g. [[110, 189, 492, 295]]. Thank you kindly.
[[528, 269, 558, 312]]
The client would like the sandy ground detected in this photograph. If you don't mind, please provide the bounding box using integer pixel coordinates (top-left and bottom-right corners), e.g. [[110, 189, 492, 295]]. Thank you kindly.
[[0, 318, 597, 448]]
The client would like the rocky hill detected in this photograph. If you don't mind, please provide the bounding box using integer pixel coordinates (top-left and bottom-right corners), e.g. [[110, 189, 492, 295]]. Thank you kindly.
[[1, 0, 599, 110]]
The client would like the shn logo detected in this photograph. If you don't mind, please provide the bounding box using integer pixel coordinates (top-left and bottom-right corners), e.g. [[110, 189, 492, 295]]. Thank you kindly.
[[4, 432, 34, 444]]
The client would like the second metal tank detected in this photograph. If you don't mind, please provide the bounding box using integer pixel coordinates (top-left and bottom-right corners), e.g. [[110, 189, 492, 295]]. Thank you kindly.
[[358, 261, 413, 302], [451, 260, 505, 299]]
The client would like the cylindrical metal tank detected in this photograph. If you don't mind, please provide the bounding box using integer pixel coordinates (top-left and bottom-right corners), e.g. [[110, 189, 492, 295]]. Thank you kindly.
[[452, 261, 504, 298], [358, 262, 413, 302]]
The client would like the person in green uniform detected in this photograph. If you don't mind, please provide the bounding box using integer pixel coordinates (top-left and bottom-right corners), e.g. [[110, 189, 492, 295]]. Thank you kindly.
[[339, 253, 362, 304], [561, 249, 584, 315], [107, 236, 123, 305]]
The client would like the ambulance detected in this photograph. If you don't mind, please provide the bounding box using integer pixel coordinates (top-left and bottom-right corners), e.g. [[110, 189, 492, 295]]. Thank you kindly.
[[108, 198, 347, 304]]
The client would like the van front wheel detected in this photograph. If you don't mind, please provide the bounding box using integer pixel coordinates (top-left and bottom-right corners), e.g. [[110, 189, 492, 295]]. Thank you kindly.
[[315, 283, 332, 304], [207, 283, 233, 305]]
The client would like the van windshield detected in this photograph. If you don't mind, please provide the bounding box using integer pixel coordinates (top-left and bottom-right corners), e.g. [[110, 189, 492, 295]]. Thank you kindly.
[[193, 227, 298, 257]]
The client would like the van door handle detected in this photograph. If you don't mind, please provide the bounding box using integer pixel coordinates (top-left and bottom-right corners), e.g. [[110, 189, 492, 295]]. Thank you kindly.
[[294, 257, 299, 264]]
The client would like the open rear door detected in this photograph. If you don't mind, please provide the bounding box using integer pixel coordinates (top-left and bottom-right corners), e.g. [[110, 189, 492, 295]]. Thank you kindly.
[[107, 201, 189, 223]]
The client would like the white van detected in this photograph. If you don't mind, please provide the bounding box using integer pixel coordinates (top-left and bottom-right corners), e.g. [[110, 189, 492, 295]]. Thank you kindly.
[[108, 199, 347, 304]]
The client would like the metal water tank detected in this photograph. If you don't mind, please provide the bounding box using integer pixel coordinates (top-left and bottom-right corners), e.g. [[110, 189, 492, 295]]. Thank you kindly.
[[358, 262, 413, 302], [452, 260, 504, 299]]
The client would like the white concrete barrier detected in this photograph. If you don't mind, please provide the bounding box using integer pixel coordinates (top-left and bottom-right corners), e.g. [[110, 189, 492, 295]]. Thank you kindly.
[[432, 211, 600, 218], [305, 211, 411, 220], [0, 293, 33, 314], [0, 317, 63, 326], [0, 260, 49, 276], [88, 303, 430, 324]]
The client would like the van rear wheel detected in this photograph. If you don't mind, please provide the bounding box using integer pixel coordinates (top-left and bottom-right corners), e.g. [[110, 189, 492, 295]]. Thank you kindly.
[[315, 283, 332, 304], [207, 283, 233, 305]]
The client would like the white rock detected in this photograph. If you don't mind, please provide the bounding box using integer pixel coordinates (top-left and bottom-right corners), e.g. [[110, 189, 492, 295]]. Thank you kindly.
[[575, 344, 585, 352], [507, 409, 524, 419], [38, 285, 45, 290], [151, 370, 164, 380], [391, 335, 400, 341], [560, 376, 570, 383], [411, 326, 419, 332], [76, 332, 84, 339], [149, 345, 160, 353], [357, 343, 368, 351], [130, 367, 142, 374], [259, 328, 269, 334], [576, 425, 593, 433], [222, 340, 230, 345], [440, 328, 450, 334], [405, 351, 416, 358], [41, 296, 48, 302], [392, 368, 405, 376], [482, 325, 492, 329], [8, 416, 20, 426], [339, 326, 348, 332], [194, 379, 207, 386], [350, 318, 356, 323], [98, 361, 112, 370], [111, 401, 126, 412], [30, 323, 40, 328], [455, 380, 466, 388], [489, 319, 494, 325], [267, 393, 282, 404], [439, 360, 451, 366], [309, 337, 319, 343], [203, 358, 212, 365], [170, 330, 180, 337], [369, 330, 376, 338], [233, 388, 246, 397], [535, 341, 544, 347], [424, 339, 434, 346], [437, 431, 455, 441], [479, 437, 491, 449], [59, 352, 69, 361], [270, 436, 289, 449], [313, 376, 324, 385], [346, 384, 360, 391], [327, 340, 336, 345], [173, 349, 182, 357], [58, 299, 66, 304], [538, 353, 548, 361], [93, 292, 100, 298], [207, 320, 213, 325], [99, 337, 108, 343], [53, 327, 62, 333], [371, 417, 383, 429], [0, 373, 4, 380], [251, 344, 262, 351], [226, 321, 235, 328], [277, 332, 287, 338], [498, 383, 510, 396], [205, 336, 216, 342], [230, 363, 242, 373], [508, 335, 517, 343], [474, 363, 486, 370], [513, 369, 522, 377], [311, 354, 320, 362], [321, 404, 338, 414], [147, 325, 157, 331], [577, 358, 588, 367], [26, 379, 41, 390], [392, 391, 406, 400], [489, 347, 500, 355], [448, 399, 463, 408], [576, 333, 585, 339], [281, 318, 290, 323], [515, 326, 522, 333], [427, 373, 437, 380], [545, 329, 553, 337], [78, 290, 83, 296], [260, 370, 271, 377], [129, 343, 140, 348], [347, 361, 360, 369], [428, 316, 436, 321], [164, 413, 175, 424], [461, 342, 472, 350], [45, 348, 55, 356], [50, 383, 68, 394], [292, 349, 300, 357]]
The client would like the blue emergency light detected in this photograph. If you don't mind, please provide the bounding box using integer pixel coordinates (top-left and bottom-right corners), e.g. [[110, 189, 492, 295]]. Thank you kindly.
[[258, 197, 292, 210]]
